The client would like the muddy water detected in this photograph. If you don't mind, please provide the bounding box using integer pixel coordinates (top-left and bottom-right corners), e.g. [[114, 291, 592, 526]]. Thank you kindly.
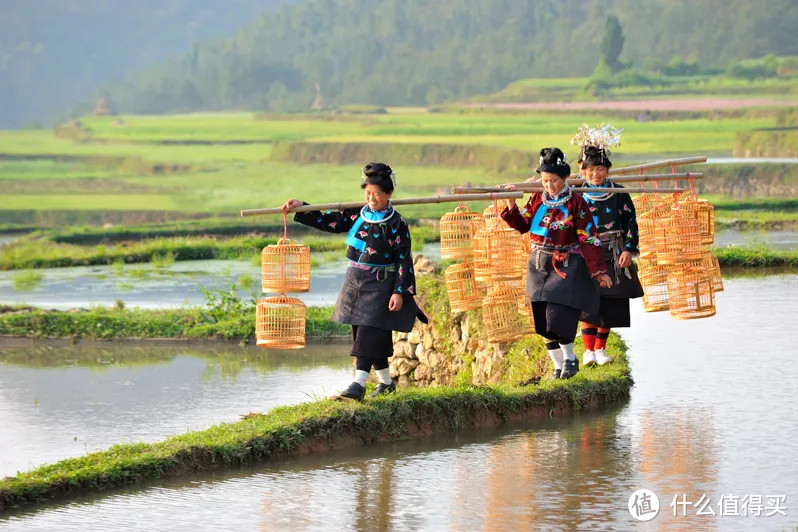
[[1, 275, 796, 529]]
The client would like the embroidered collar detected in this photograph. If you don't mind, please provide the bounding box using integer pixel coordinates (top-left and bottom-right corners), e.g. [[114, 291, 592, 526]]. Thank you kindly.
[[542, 185, 572, 208], [583, 179, 615, 202], [360, 203, 395, 222]]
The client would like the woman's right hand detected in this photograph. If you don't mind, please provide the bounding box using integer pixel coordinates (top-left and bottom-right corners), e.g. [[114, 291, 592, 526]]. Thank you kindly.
[[502, 184, 517, 210], [281, 199, 303, 213]]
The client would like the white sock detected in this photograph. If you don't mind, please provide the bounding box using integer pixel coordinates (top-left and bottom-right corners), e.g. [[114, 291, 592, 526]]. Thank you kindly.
[[376, 367, 393, 385], [547, 348, 564, 370], [560, 343, 576, 361], [354, 370, 369, 387]]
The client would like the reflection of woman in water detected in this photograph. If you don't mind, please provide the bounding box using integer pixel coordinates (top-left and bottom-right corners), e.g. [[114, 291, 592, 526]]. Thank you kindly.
[[502, 147, 611, 380], [572, 127, 643, 367], [282, 163, 426, 401]]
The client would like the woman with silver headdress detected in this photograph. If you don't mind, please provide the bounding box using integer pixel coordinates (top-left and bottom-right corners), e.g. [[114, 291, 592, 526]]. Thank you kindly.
[[502, 147, 612, 380], [571, 125, 644, 367], [281, 163, 427, 401]]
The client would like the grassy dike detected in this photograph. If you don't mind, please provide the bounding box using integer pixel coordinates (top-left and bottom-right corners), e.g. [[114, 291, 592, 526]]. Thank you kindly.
[[0, 367, 632, 512], [0, 304, 349, 341], [715, 244, 798, 268], [0, 272, 633, 511]]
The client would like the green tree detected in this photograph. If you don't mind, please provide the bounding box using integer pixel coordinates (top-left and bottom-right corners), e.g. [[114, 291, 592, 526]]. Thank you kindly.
[[599, 14, 625, 74]]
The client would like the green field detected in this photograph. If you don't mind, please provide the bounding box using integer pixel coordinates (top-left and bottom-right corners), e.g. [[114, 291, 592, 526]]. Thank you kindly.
[[1, 94, 795, 268]]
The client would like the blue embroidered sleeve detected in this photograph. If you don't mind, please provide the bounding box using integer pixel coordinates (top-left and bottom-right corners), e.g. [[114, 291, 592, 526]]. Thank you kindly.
[[294, 204, 358, 234]]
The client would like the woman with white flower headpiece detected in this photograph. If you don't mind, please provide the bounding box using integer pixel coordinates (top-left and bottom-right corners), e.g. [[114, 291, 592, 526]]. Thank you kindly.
[[501, 147, 612, 380], [281, 162, 427, 401], [571, 125, 644, 367]]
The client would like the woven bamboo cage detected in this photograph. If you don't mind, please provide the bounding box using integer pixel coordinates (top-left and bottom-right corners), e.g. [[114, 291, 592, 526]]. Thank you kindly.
[[653, 210, 703, 264], [701, 248, 724, 293], [440, 205, 486, 260], [675, 196, 715, 245], [663, 190, 692, 207], [482, 284, 535, 343], [488, 226, 527, 283], [667, 266, 716, 320], [520, 231, 532, 254], [261, 238, 311, 293], [256, 294, 307, 349], [472, 227, 492, 287], [633, 193, 664, 215], [444, 260, 482, 312], [483, 203, 500, 228], [639, 262, 672, 312], [637, 206, 669, 261]]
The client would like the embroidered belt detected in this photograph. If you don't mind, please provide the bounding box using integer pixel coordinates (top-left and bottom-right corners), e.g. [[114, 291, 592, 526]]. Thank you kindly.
[[532, 245, 578, 279], [597, 231, 632, 284]]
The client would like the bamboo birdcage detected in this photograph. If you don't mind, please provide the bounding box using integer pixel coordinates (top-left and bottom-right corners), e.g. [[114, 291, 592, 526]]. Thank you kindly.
[[483, 203, 500, 228], [676, 195, 715, 245], [701, 247, 724, 293], [444, 260, 482, 312], [472, 223, 527, 289], [482, 284, 535, 343], [653, 209, 703, 264], [639, 262, 672, 312], [667, 266, 716, 320], [637, 206, 669, 261], [633, 193, 664, 215], [261, 238, 311, 293], [256, 294, 307, 349], [440, 205, 486, 260], [663, 190, 692, 207], [472, 227, 492, 287]]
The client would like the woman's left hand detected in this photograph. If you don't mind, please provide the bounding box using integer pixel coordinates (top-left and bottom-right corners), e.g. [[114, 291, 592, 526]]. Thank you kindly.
[[617, 251, 633, 269], [597, 274, 613, 289], [388, 293, 403, 311]]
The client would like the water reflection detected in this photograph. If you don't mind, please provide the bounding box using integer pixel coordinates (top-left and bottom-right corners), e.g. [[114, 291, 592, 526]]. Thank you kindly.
[[2, 276, 797, 530], [0, 340, 352, 478]]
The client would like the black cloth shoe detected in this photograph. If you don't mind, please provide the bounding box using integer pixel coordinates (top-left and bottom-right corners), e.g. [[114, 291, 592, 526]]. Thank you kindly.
[[552, 369, 562, 379], [337, 382, 366, 401], [560, 359, 579, 379], [368, 382, 396, 398]]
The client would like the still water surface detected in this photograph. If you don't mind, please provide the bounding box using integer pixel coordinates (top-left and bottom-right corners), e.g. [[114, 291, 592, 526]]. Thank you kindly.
[[1, 275, 796, 529]]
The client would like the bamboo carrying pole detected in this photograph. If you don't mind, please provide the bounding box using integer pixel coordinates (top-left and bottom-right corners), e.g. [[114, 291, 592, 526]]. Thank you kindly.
[[451, 173, 703, 193], [240, 192, 525, 217], [609, 156, 707, 175]]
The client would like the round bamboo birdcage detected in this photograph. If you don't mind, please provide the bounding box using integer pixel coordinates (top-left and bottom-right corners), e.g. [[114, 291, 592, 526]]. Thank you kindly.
[[444, 260, 482, 312], [667, 266, 716, 320], [675, 196, 715, 245], [653, 210, 703, 264], [472, 227, 492, 287], [701, 248, 724, 293], [633, 193, 664, 215], [639, 262, 671, 312], [482, 284, 535, 343], [663, 190, 692, 207], [637, 206, 669, 261], [520, 231, 532, 254], [483, 203, 500, 228], [256, 294, 306, 349], [261, 238, 311, 293], [440, 205, 486, 260], [471, 224, 527, 290]]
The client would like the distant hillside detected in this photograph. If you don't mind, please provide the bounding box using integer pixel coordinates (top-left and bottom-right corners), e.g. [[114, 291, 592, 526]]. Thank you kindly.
[[0, 0, 294, 127], [103, 0, 798, 115], [3, 0, 796, 127]]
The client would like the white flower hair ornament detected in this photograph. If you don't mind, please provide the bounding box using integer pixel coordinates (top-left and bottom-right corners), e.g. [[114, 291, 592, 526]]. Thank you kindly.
[[570, 123, 623, 156]]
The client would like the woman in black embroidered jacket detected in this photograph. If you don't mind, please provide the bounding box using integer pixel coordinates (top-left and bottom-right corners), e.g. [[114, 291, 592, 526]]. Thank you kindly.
[[281, 163, 426, 401], [576, 144, 644, 367]]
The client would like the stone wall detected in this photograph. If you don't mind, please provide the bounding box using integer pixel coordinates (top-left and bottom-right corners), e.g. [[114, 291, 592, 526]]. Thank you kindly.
[[389, 257, 547, 386]]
